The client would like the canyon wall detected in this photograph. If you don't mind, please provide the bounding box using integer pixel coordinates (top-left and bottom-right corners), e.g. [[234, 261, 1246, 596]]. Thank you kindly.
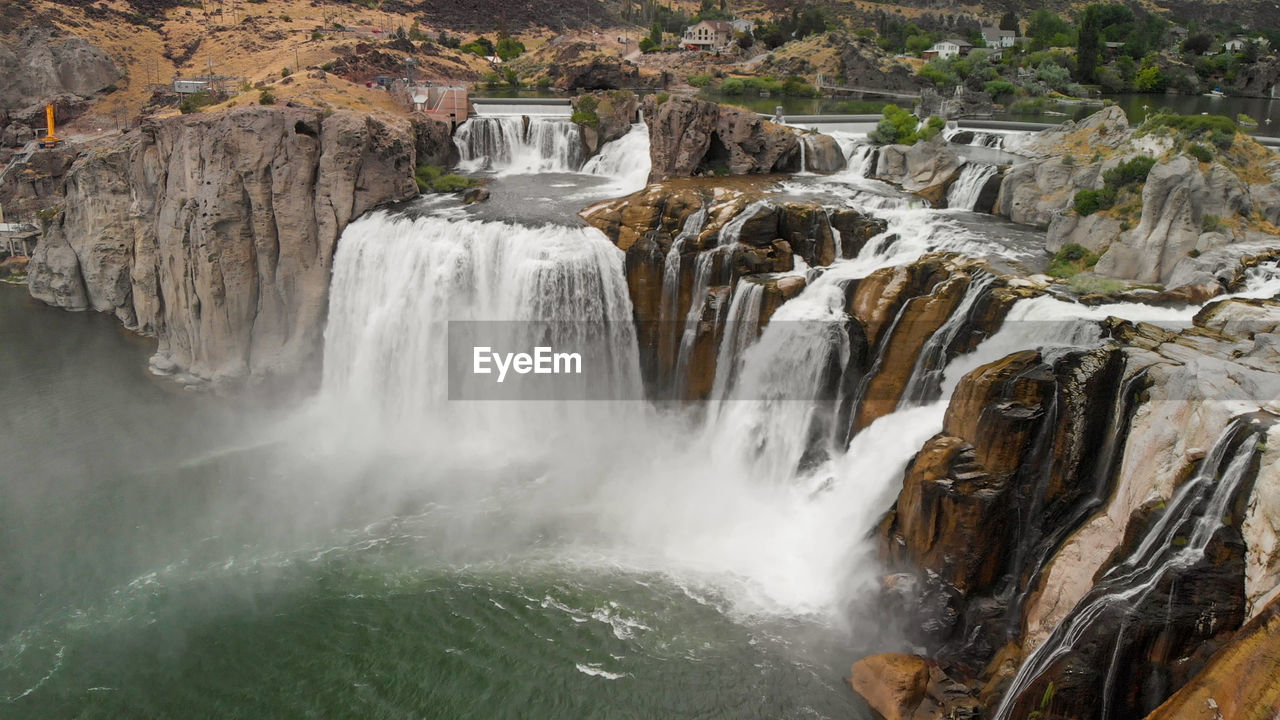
[[864, 298, 1280, 720], [26, 106, 429, 389]]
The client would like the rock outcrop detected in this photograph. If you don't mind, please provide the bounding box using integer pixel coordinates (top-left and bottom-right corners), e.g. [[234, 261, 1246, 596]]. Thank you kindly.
[[26, 106, 418, 389], [643, 97, 844, 182], [874, 137, 962, 206], [0, 26, 123, 111], [870, 297, 1280, 719], [574, 90, 639, 156], [848, 654, 931, 720]]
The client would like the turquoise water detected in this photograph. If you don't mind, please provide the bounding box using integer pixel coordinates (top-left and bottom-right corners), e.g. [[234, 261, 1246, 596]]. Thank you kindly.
[[0, 286, 875, 719]]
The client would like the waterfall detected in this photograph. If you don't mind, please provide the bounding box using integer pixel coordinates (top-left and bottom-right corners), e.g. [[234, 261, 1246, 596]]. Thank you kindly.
[[323, 212, 642, 427], [710, 279, 766, 401], [897, 272, 996, 407], [454, 116, 585, 175], [797, 135, 810, 174], [581, 122, 652, 194], [946, 163, 998, 211], [991, 416, 1270, 720]]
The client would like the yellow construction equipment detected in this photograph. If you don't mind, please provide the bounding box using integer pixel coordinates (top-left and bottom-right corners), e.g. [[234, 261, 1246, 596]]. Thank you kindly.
[[38, 104, 61, 148]]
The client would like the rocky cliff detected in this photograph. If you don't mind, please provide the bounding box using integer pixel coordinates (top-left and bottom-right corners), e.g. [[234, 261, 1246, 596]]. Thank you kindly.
[[0, 25, 123, 131], [642, 96, 844, 182], [996, 106, 1280, 293], [26, 106, 425, 389], [863, 297, 1280, 720]]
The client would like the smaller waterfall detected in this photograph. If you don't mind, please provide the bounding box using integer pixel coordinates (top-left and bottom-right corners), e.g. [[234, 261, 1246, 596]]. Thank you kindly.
[[711, 279, 766, 401], [898, 272, 996, 407], [991, 416, 1270, 720], [454, 116, 585, 174], [581, 122, 652, 194], [946, 163, 999, 211]]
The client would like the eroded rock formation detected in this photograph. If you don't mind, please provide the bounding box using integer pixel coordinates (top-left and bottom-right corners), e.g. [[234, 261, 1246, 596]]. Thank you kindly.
[[865, 297, 1280, 720], [642, 96, 844, 182]]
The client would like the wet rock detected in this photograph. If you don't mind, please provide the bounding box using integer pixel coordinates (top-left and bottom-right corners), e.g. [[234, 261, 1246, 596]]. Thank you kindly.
[[801, 132, 846, 174], [875, 137, 962, 206], [848, 653, 931, 720], [830, 209, 887, 259]]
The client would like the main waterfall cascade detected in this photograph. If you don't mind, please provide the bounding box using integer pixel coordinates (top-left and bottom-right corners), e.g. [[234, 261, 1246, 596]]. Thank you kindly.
[[309, 117, 1280, 717]]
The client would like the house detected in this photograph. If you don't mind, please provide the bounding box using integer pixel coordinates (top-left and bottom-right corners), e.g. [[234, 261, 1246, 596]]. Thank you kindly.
[[980, 26, 1017, 49], [682, 20, 733, 50], [923, 39, 972, 60], [1224, 37, 1269, 53], [729, 18, 753, 36]]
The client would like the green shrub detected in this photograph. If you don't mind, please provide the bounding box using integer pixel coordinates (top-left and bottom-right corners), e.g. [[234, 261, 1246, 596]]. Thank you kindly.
[[571, 95, 599, 126], [258, 88, 275, 105], [496, 37, 526, 61], [1201, 214, 1225, 232], [781, 75, 818, 97], [688, 73, 713, 88], [1208, 129, 1235, 149], [1142, 112, 1236, 138], [1236, 113, 1258, 127], [639, 37, 656, 52], [1074, 188, 1111, 216], [1187, 144, 1213, 162], [917, 115, 945, 142], [178, 90, 217, 114], [1102, 156, 1157, 189], [414, 165, 481, 194], [869, 104, 921, 145], [983, 79, 1018, 98], [720, 78, 746, 95], [281, 67, 291, 77]]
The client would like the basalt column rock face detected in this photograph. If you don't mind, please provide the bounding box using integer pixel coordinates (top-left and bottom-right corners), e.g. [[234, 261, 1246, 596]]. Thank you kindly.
[[26, 106, 418, 389]]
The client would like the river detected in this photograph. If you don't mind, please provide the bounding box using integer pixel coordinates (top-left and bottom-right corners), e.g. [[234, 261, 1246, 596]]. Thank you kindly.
[[0, 279, 876, 718]]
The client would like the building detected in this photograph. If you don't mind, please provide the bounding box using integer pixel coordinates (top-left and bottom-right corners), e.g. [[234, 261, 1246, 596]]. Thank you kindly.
[[0, 222, 39, 257], [980, 26, 1017, 49], [729, 18, 753, 36], [682, 20, 733, 50], [1224, 37, 1269, 53], [172, 79, 211, 94], [924, 39, 972, 60]]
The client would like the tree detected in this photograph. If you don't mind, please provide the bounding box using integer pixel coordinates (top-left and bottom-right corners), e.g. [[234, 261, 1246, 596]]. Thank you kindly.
[[1182, 32, 1212, 56], [495, 37, 525, 61], [650, 22, 662, 47], [999, 11, 1018, 32], [1135, 65, 1167, 92]]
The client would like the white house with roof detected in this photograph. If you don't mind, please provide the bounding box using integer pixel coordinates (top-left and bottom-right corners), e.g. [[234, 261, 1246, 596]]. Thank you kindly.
[[981, 26, 1017, 48], [924, 39, 972, 59], [682, 20, 733, 50], [1224, 36, 1269, 53], [729, 18, 753, 35]]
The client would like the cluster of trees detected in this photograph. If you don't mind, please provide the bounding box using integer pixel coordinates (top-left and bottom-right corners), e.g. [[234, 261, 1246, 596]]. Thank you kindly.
[[458, 33, 525, 61], [755, 6, 828, 49]]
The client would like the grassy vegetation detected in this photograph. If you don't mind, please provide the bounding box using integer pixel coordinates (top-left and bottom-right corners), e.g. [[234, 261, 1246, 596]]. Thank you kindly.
[[1074, 156, 1157, 215], [414, 165, 481, 194], [716, 75, 818, 98], [1048, 243, 1102, 278], [571, 96, 599, 127], [1139, 112, 1237, 149], [178, 90, 219, 114]]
